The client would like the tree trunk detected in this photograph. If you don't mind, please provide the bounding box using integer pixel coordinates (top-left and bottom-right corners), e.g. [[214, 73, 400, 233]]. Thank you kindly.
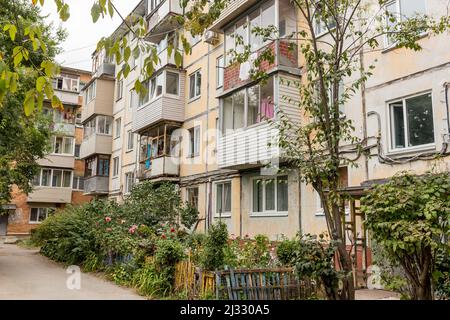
[[336, 241, 355, 300]]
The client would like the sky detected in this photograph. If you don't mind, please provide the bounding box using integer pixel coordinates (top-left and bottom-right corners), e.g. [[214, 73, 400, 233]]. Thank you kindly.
[[41, 0, 141, 71]]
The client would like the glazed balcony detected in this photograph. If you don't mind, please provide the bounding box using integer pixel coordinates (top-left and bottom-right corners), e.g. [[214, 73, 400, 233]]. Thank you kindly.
[[37, 154, 75, 169], [147, 0, 183, 43], [80, 133, 112, 159], [223, 40, 298, 93], [209, 0, 260, 32], [81, 79, 115, 123], [83, 176, 109, 196]]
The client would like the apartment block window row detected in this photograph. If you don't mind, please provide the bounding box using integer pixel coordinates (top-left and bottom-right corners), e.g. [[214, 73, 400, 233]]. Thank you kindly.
[[215, 181, 232, 216], [85, 155, 110, 177], [53, 136, 74, 155], [29, 207, 54, 224], [389, 92, 434, 151], [33, 168, 73, 188], [83, 115, 113, 139], [137, 70, 180, 108], [52, 73, 80, 92], [189, 70, 201, 100], [252, 176, 288, 214], [222, 76, 275, 133], [86, 80, 96, 102]]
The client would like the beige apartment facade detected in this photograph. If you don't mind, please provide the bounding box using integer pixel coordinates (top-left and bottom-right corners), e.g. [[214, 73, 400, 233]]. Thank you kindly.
[[2, 67, 93, 237], [78, 0, 450, 242]]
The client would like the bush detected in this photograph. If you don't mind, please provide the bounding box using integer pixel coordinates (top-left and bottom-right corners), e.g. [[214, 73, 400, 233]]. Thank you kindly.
[[132, 259, 172, 297], [363, 172, 450, 300], [202, 222, 228, 270], [277, 238, 298, 266]]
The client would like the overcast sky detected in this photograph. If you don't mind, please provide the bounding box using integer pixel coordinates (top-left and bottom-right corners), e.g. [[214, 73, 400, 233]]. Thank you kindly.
[[41, 0, 141, 71]]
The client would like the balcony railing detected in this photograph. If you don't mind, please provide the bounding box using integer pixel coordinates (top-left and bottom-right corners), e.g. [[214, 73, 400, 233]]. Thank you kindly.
[[223, 40, 298, 92], [80, 134, 113, 159], [37, 154, 75, 169], [147, 0, 183, 43], [137, 156, 179, 180], [84, 176, 109, 195], [27, 187, 72, 203], [93, 61, 115, 78]]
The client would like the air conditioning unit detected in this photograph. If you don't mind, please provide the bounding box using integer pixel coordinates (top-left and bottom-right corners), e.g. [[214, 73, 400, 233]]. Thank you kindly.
[[204, 31, 219, 45]]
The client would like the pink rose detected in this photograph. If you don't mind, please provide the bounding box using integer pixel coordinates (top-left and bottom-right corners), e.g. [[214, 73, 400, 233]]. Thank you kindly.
[[161, 234, 166, 239], [105, 217, 112, 223]]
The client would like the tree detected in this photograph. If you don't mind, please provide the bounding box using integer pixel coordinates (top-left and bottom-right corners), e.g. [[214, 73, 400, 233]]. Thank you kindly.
[[0, 0, 65, 210], [362, 172, 450, 300], [15, 0, 450, 299]]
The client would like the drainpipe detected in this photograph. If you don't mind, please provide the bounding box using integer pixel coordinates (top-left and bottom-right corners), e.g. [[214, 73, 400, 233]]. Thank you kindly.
[[205, 42, 212, 231], [444, 82, 450, 136], [359, 39, 369, 182]]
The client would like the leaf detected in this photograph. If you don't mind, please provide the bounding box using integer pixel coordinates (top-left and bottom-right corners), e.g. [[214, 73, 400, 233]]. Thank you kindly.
[[108, 0, 114, 18], [36, 76, 46, 92], [24, 90, 35, 116], [91, 3, 101, 23], [51, 95, 63, 110], [13, 47, 23, 67], [174, 51, 183, 68]]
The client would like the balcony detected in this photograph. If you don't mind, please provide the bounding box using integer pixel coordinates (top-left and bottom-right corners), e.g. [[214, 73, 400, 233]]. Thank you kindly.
[[218, 122, 280, 169], [37, 154, 75, 169], [209, 0, 260, 32], [133, 97, 184, 133], [147, 0, 183, 43], [81, 79, 115, 123], [84, 176, 109, 196], [52, 123, 76, 136], [154, 47, 180, 72], [80, 134, 112, 159], [137, 156, 179, 180], [54, 90, 80, 105], [93, 61, 115, 78], [223, 40, 298, 92], [27, 187, 72, 203]]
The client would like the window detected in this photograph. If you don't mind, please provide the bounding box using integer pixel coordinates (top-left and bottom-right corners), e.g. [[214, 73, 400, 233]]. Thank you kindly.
[[53, 137, 74, 155], [115, 118, 121, 139], [116, 79, 123, 100], [216, 56, 224, 88], [222, 77, 275, 133], [389, 92, 434, 150], [252, 176, 288, 214], [41, 169, 52, 187], [127, 130, 134, 151], [166, 72, 179, 96], [188, 126, 200, 157], [215, 181, 232, 216], [96, 115, 112, 135], [29, 208, 54, 224], [32, 168, 72, 188], [187, 187, 199, 209], [72, 176, 85, 191], [189, 70, 202, 100], [385, 0, 426, 47], [113, 157, 120, 176], [125, 172, 135, 194], [85, 155, 110, 177], [53, 73, 79, 92], [74, 144, 81, 158], [224, 0, 275, 66], [313, 12, 337, 36], [148, 0, 162, 13], [86, 81, 96, 102]]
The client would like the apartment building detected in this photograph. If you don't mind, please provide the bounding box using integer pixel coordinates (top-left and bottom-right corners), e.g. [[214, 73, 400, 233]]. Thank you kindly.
[[2, 67, 93, 237], [79, 0, 450, 242]]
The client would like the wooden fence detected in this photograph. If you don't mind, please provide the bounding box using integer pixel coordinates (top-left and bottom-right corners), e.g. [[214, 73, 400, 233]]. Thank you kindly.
[[174, 260, 317, 300]]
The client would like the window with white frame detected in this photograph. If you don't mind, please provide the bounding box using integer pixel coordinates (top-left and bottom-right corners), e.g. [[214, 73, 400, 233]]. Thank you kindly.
[[32, 168, 72, 188], [189, 70, 202, 100], [53, 136, 74, 155], [166, 72, 179, 96], [29, 207, 54, 224], [188, 126, 200, 157], [53, 73, 80, 92], [222, 76, 275, 134], [113, 157, 120, 176], [215, 181, 232, 216], [85, 155, 110, 177], [115, 118, 121, 139], [116, 79, 123, 100], [385, 0, 426, 47], [252, 176, 288, 214], [315, 191, 350, 216], [86, 80, 96, 102], [74, 144, 81, 158], [389, 92, 434, 150], [216, 56, 224, 88], [125, 172, 135, 194], [72, 176, 85, 191], [84, 116, 112, 139], [127, 130, 134, 151], [313, 3, 337, 36]]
